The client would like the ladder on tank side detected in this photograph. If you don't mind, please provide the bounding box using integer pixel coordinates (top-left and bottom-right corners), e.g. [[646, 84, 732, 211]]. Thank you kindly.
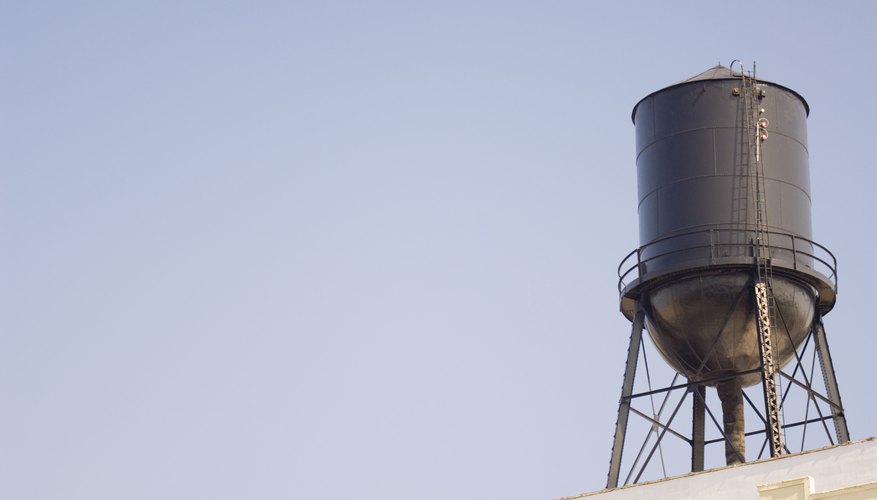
[[741, 67, 785, 458]]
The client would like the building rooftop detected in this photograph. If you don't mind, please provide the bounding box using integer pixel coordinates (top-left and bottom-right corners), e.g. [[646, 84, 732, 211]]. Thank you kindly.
[[565, 438, 877, 500]]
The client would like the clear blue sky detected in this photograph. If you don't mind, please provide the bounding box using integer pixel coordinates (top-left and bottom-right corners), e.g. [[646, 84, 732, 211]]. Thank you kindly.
[[2, 2, 876, 499]]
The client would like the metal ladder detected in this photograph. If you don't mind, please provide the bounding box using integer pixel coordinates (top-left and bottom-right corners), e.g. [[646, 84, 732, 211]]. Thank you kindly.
[[742, 67, 785, 457]]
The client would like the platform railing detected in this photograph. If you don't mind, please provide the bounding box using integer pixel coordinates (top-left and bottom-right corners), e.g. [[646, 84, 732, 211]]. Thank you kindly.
[[618, 228, 837, 295]]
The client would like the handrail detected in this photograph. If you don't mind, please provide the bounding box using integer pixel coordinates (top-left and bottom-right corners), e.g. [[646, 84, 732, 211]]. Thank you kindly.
[[618, 228, 837, 295]]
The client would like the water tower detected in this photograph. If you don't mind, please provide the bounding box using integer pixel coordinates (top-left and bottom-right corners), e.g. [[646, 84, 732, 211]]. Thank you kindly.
[[606, 63, 849, 488]]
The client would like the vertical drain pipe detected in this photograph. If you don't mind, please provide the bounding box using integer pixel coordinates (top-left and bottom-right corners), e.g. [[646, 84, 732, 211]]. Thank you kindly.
[[717, 378, 745, 465]]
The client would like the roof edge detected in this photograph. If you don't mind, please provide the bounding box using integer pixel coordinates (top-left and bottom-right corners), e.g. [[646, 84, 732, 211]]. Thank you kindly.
[[631, 65, 810, 124]]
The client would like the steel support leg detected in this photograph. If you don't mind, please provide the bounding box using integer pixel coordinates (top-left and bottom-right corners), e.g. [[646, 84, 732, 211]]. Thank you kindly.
[[607, 309, 645, 489], [691, 384, 706, 472], [813, 317, 850, 443]]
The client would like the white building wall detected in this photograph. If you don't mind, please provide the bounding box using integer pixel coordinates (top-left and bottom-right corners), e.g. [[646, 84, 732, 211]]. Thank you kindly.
[[565, 439, 877, 500]]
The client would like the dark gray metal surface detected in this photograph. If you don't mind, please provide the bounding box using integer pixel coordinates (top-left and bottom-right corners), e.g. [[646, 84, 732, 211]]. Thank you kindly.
[[631, 64, 811, 122], [691, 385, 706, 472], [633, 75, 813, 273], [620, 66, 837, 386], [607, 309, 645, 489], [608, 66, 847, 480], [606, 316, 852, 487], [813, 319, 851, 443], [643, 272, 815, 387]]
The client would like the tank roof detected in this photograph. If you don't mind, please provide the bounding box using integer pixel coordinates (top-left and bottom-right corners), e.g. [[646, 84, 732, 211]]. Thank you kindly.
[[675, 64, 738, 83], [631, 64, 810, 123]]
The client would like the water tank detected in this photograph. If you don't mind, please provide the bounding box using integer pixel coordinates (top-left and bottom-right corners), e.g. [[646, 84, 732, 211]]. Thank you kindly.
[[618, 65, 837, 389]]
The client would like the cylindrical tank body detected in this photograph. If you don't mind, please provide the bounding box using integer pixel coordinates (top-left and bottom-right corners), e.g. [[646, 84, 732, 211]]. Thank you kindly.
[[619, 65, 837, 389], [634, 67, 812, 252]]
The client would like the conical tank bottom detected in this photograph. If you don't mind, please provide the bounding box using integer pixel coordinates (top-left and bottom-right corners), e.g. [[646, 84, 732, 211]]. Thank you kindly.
[[643, 271, 816, 388]]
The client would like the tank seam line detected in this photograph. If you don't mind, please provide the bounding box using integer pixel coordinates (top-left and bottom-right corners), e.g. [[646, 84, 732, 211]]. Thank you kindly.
[[637, 177, 813, 211]]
